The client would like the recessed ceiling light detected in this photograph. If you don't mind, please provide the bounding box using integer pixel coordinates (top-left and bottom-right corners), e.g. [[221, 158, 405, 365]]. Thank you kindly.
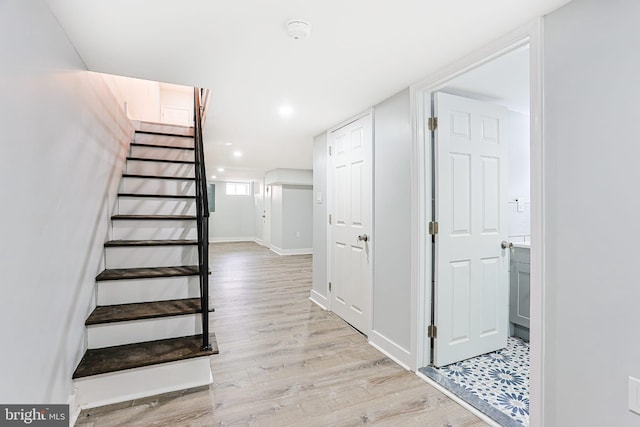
[[211, 175, 217, 179], [217, 168, 224, 172], [233, 151, 242, 158], [279, 105, 294, 116], [224, 142, 232, 146]]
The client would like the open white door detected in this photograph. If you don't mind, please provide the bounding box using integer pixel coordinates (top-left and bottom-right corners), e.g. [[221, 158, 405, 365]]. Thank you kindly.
[[432, 92, 509, 367], [329, 114, 372, 334]]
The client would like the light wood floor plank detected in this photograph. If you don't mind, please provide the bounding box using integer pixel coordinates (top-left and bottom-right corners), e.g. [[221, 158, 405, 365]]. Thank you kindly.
[[76, 242, 486, 426]]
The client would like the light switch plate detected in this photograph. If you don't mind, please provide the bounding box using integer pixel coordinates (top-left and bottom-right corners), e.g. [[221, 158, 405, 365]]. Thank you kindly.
[[629, 376, 640, 415]]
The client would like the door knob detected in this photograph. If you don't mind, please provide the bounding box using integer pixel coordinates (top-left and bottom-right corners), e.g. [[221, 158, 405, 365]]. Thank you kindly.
[[358, 234, 369, 242], [501, 241, 513, 249]]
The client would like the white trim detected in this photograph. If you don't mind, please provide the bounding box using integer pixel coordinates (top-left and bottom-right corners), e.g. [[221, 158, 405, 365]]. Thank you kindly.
[[527, 18, 545, 427], [309, 290, 329, 310], [325, 130, 333, 313], [369, 330, 412, 370], [67, 391, 81, 427], [410, 19, 545, 426], [268, 245, 313, 256], [416, 371, 501, 427]]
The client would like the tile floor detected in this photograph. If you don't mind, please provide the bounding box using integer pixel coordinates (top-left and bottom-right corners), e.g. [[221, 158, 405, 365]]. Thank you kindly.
[[420, 337, 530, 427]]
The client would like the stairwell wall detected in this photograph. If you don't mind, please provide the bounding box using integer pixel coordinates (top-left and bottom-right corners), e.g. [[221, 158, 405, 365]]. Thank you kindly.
[[0, 0, 134, 406]]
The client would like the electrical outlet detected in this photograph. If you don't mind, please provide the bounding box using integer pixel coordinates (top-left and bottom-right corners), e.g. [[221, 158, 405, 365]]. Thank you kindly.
[[629, 376, 640, 415]]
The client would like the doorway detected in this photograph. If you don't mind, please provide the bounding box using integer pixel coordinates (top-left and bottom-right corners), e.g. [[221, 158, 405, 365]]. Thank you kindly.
[[415, 38, 539, 427]]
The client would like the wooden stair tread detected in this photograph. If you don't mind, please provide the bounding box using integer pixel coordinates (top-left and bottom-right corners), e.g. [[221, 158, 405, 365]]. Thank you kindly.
[[117, 193, 196, 200], [72, 333, 218, 379], [105, 239, 198, 247], [122, 174, 195, 181], [131, 142, 194, 151], [96, 265, 200, 281], [86, 298, 213, 325], [127, 157, 194, 165], [111, 214, 197, 220]]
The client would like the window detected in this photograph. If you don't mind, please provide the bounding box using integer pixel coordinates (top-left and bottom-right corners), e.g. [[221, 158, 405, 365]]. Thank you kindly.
[[226, 182, 251, 196]]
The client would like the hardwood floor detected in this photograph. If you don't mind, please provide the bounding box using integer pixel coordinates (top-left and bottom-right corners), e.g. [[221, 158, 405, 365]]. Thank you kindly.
[[76, 242, 487, 426]]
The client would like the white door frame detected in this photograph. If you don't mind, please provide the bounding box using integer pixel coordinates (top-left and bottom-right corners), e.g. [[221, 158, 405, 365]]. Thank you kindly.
[[326, 109, 374, 334], [409, 19, 546, 426]]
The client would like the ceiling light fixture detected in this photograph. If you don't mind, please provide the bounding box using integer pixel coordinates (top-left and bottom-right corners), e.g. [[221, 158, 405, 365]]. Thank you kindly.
[[211, 175, 217, 179], [217, 168, 224, 172], [233, 151, 242, 158], [286, 19, 311, 40], [224, 142, 232, 146], [279, 105, 294, 116]]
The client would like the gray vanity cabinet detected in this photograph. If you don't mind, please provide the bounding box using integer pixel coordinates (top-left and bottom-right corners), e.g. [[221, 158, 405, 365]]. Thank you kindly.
[[509, 246, 530, 339]]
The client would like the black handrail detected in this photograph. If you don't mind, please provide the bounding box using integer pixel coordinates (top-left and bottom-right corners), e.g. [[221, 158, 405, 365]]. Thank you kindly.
[[193, 87, 211, 351]]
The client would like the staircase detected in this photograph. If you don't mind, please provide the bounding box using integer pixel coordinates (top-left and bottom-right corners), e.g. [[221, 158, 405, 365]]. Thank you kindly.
[[72, 120, 218, 409]]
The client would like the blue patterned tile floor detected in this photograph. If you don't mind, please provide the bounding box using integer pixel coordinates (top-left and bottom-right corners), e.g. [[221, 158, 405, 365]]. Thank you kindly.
[[419, 337, 530, 427]]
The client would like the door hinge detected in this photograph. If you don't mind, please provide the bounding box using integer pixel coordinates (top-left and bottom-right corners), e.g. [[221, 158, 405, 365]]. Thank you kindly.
[[329, 214, 332, 225], [428, 117, 438, 132], [329, 282, 332, 292], [427, 324, 438, 339], [329, 146, 332, 156], [428, 221, 439, 235]]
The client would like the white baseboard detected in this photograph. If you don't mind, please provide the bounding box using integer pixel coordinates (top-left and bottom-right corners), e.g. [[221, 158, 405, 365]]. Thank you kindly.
[[268, 245, 313, 256], [368, 330, 412, 371], [309, 290, 328, 310], [210, 237, 255, 243], [253, 238, 268, 247], [416, 371, 501, 427], [67, 391, 81, 427]]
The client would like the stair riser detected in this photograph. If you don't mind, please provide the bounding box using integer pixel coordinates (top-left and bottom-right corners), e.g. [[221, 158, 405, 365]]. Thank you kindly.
[[96, 276, 201, 305], [87, 314, 203, 349], [126, 160, 194, 177], [74, 357, 212, 409], [105, 245, 198, 269], [136, 122, 194, 136], [120, 178, 195, 196], [130, 145, 195, 162], [112, 219, 197, 240], [117, 198, 196, 216], [134, 133, 194, 148]]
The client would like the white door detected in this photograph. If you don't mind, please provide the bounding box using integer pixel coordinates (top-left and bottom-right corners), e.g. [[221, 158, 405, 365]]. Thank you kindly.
[[329, 114, 372, 334], [433, 92, 509, 367]]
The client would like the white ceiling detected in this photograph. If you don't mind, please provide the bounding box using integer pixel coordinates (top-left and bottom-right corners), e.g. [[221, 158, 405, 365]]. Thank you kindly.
[[45, 0, 570, 181]]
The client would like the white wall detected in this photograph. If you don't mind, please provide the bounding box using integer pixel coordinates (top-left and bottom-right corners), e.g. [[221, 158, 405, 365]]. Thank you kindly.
[[265, 184, 313, 254], [102, 74, 161, 122], [507, 110, 531, 243], [0, 0, 134, 405], [543, 1, 640, 425], [265, 168, 313, 186], [371, 89, 413, 365], [282, 186, 313, 250], [208, 181, 257, 241], [159, 83, 194, 126], [311, 133, 328, 306]]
